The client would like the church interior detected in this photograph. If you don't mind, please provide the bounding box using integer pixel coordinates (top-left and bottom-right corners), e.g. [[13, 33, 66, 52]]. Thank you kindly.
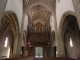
[[0, 0, 80, 60]]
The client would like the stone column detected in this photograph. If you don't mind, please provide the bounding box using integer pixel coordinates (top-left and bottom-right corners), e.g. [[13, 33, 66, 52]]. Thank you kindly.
[[13, 33, 21, 57], [17, 34, 22, 56], [72, 1, 80, 57], [72, 0, 80, 29], [50, 32, 55, 57], [57, 27, 65, 56], [74, 34, 80, 58], [13, 12, 26, 57], [53, 13, 65, 57]]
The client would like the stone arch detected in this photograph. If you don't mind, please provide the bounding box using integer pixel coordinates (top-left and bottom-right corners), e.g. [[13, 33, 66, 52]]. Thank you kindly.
[[59, 11, 77, 31], [1, 10, 20, 34], [0, 10, 20, 57], [1, 10, 20, 41], [59, 11, 78, 44], [59, 11, 80, 58]]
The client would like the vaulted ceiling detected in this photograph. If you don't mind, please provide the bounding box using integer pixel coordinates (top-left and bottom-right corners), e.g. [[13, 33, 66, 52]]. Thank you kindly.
[[23, 0, 55, 25], [23, 0, 55, 46], [24, 0, 55, 7], [0, 13, 19, 37], [28, 5, 51, 25]]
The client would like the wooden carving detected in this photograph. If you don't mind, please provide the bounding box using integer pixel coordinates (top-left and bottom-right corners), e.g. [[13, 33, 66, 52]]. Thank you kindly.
[[35, 22, 42, 28]]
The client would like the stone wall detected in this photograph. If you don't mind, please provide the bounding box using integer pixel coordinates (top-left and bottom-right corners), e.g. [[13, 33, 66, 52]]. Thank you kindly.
[[0, 31, 14, 58], [64, 32, 80, 59], [5, 0, 23, 32], [72, 0, 80, 29], [0, 0, 7, 24], [56, 0, 75, 30]]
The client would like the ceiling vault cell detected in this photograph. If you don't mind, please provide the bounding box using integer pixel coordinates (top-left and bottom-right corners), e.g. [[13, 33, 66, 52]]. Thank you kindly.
[[27, 5, 52, 25]]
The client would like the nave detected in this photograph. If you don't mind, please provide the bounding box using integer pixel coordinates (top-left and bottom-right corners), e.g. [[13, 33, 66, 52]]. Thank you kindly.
[[0, 0, 80, 60]]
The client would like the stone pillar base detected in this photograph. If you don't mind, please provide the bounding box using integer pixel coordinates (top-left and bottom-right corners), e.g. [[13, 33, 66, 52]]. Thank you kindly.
[[13, 54, 22, 57], [56, 54, 65, 57]]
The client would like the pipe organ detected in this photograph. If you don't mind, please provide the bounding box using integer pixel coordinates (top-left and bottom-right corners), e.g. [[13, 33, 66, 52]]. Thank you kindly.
[[27, 23, 51, 57], [29, 23, 50, 33]]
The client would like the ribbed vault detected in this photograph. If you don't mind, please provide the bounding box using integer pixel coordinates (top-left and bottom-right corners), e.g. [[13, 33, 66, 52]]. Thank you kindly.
[[24, 0, 55, 7], [28, 5, 51, 25], [62, 15, 79, 36], [1, 13, 19, 36], [61, 15, 80, 58], [0, 11, 20, 57]]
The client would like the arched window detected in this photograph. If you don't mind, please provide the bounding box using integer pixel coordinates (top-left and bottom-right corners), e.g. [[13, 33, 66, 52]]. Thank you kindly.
[[69, 37, 73, 47], [4, 37, 8, 47]]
